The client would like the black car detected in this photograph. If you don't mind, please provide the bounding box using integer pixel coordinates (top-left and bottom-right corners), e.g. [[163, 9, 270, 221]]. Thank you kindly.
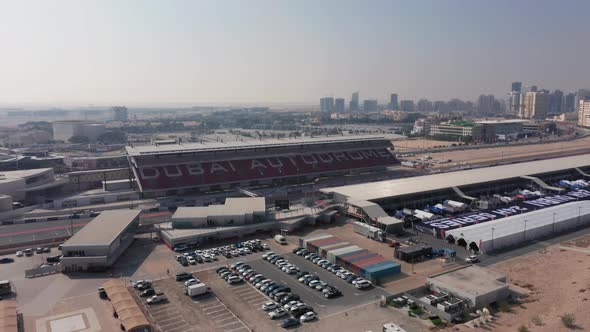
[[291, 306, 313, 318], [280, 317, 300, 329], [0, 258, 14, 264], [43, 247, 51, 253], [345, 275, 358, 283], [296, 271, 309, 278], [46, 255, 62, 263], [137, 282, 152, 290], [270, 287, 290, 296], [270, 256, 282, 263], [216, 266, 229, 274], [325, 289, 342, 298], [98, 287, 108, 299], [175, 272, 192, 281], [280, 294, 300, 304], [35, 247, 44, 254], [291, 247, 303, 254], [140, 288, 156, 297]]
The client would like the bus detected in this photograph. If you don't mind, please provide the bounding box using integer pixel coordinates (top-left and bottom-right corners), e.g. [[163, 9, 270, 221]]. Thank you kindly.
[[0, 280, 11, 296]]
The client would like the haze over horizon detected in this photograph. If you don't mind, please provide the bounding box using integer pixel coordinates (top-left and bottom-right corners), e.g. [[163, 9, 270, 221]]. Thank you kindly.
[[1, 0, 589, 107]]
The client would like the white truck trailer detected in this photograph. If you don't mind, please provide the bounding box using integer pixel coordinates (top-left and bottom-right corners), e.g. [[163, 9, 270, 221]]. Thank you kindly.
[[352, 221, 385, 242], [184, 283, 210, 297]]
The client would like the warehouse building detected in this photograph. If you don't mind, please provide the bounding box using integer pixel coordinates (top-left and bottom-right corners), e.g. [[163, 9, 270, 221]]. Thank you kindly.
[[60, 209, 141, 272], [171, 197, 266, 228], [445, 200, 590, 253]]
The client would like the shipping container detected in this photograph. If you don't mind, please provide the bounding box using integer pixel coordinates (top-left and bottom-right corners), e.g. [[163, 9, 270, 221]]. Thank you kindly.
[[338, 251, 372, 267], [319, 241, 350, 258], [361, 261, 401, 282], [310, 236, 340, 248], [350, 255, 385, 272], [344, 252, 379, 264], [327, 245, 362, 263], [335, 249, 368, 265], [300, 234, 332, 248]]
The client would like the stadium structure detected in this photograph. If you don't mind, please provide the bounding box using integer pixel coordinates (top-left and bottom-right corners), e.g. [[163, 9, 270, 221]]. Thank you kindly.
[[321, 154, 590, 252], [126, 135, 398, 196]]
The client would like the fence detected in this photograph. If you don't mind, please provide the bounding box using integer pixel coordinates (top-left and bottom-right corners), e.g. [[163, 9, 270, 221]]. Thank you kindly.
[[25, 263, 64, 278]]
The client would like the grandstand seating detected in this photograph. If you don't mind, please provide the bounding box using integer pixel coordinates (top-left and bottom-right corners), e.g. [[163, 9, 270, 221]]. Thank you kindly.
[[134, 148, 397, 191]]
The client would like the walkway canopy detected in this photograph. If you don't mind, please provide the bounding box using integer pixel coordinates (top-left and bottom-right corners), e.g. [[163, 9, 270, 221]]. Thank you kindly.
[[103, 279, 150, 332], [446, 200, 590, 253]]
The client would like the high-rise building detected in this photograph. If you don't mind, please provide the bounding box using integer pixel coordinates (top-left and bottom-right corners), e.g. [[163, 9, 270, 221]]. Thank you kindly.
[[349, 92, 359, 111], [477, 95, 502, 115], [416, 99, 433, 112], [335, 98, 345, 113], [363, 99, 378, 112], [530, 85, 538, 92], [389, 94, 399, 110], [578, 97, 590, 127], [511, 82, 522, 92], [519, 91, 549, 119], [399, 100, 415, 112], [112, 106, 128, 122], [575, 89, 590, 113], [509, 82, 522, 115], [549, 90, 564, 114], [565, 93, 576, 113], [320, 97, 334, 112]]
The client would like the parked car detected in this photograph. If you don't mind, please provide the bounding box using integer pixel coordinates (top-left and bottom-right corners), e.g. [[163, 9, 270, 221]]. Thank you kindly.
[[353, 279, 372, 289], [140, 289, 156, 297], [324, 289, 342, 298], [175, 272, 192, 281], [268, 308, 288, 319], [147, 294, 166, 304], [465, 255, 479, 263], [300, 311, 317, 322], [280, 317, 300, 328], [0, 258, 14, 264], [184, 279, 200, 287], [15, 251, 23, 257], [262, 301, 279, 311], [98, 287, 107, 299]]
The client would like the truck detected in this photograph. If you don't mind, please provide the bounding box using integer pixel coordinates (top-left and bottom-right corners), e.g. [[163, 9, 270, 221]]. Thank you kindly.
[[444, 200, 467, 211], [383, 322, 408, 332], [184, 283, 210, 297], [352, 221, 385, 242]]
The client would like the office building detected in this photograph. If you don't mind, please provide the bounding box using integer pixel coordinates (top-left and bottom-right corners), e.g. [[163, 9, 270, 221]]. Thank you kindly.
[[509, 82, 522, 115], [52, 121, 106, 143], [416, 99, 433, 112], [576, 89, 590, 113], [400, 100, 415, 112], [477, 95, 501, 115], [363, 99, 378, 112], [349, 92, 360, 111], [171, 197, 266, 228], [549, 90, 564, 114], [389, 94, 399, 110], [335, 98, 345, 113], [320, 97, 334, 112], [578, 97, 590, 127], [112, 106, 128, 122], [519, 91, 549, 119], [60, 210, 141, 272], [565, 92, 576, 113]]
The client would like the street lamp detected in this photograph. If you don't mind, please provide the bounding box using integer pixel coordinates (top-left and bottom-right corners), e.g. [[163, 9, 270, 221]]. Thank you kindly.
[[491, 227, 495, 252], [523, 219, 528, 241], [552, 212, 556, 233]]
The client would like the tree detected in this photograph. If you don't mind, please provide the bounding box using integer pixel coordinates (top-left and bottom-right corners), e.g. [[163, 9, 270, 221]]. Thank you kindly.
[[561, 313, 576, 329], [68, 135, 89, 144]]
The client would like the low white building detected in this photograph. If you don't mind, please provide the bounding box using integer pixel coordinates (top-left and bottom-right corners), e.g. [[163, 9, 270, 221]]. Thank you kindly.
[[60, 209, 141, 272], [172, 197, 266, 228]]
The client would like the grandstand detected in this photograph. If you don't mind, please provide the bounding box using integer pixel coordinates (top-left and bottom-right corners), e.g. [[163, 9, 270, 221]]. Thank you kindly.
[[126, 135, 398, 195]]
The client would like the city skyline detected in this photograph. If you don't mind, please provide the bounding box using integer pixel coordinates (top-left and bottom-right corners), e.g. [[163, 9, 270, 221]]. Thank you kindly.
[[1, 0, 590, 107]]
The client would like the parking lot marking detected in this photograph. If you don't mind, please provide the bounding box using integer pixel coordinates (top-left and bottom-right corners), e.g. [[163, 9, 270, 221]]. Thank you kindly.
[[224, 326, 249, 332], [218, 320, 244, 328], [203, 303, 225, 310], [241, 293, 262, 300], [206, 308, 229, 316], [216, 316, 239, 325], [209, 312, 234, 320]]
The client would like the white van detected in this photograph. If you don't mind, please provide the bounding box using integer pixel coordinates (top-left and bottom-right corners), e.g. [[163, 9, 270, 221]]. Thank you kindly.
[[274, 235, 287, 245]]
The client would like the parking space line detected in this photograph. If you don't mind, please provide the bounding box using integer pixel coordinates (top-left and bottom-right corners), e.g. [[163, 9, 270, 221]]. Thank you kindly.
[[241, 293, 262, 300], [224, 328, 249, 332], [203, 304, 225, 311], [209, 312, 234, 320], [206, 308, 230, 316], [218, 320, 244, 328], [157, 316, 181, 325], [162, 322, 190, 330], [216, 316, 239, 325]]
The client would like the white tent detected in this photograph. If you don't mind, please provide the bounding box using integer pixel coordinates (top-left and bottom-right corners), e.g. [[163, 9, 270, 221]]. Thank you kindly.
[[446, 200, 590, 252]]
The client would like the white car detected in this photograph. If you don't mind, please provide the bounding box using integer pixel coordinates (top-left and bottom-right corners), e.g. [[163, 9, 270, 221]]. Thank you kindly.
[[354, 279, 372, 289], [262, 301, 279, 311], [132, 280, 148, 288], [147, 294, 166, 304], [262, 251, 275, 260], [283, 300, 301, 310], [316, 259, 329, 266], [256, 279, 271, 288], [308, 280, 321, 288], [286, 267, 299, 274], [268, 308, 288, 319], [261, 243, 270, 249], [184, 279, 200, 286], [227, 276, 242, 284], [465, 255, 479, 263], [300, 311, 316, 322], [15, 251, 23, 257]]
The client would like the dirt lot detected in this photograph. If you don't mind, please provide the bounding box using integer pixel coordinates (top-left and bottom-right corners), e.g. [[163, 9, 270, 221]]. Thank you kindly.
[[447, 244, 590, 332], [409, 135, 590, 166], [394, 139, 455, 151]]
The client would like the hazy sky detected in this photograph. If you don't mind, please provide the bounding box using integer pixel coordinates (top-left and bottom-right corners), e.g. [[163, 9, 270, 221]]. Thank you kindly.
[[1, 0, 589, 106]]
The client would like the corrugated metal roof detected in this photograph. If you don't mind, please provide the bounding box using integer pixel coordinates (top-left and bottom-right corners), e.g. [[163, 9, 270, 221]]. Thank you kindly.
[[323, 154, 590, 201], [103, 279, 150, 332], [0, 300, 17, 332]]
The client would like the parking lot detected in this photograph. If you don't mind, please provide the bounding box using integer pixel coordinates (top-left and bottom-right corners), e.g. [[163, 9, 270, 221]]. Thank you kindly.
[[133, 277, 249, 332], [248, 253, 392, 317]]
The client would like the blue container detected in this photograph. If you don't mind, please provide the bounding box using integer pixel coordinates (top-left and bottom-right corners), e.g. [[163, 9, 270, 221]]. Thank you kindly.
[[361, 261, 401, 280]]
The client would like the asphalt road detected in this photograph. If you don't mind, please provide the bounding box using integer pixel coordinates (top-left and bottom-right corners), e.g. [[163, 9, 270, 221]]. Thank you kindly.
[[248, 253, 391, 317]]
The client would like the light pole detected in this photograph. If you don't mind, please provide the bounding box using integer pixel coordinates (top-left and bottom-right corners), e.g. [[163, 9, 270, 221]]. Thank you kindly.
[[552, 212, 556, 233], [523, 219, 528, 241], [578, 206, 582, 223], [491, 227, 495, 252]]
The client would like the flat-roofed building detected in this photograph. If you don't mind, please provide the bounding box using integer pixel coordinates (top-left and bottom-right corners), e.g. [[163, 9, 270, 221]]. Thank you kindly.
[[60, 209, 141, 272], [171, 197, 266, 228]]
